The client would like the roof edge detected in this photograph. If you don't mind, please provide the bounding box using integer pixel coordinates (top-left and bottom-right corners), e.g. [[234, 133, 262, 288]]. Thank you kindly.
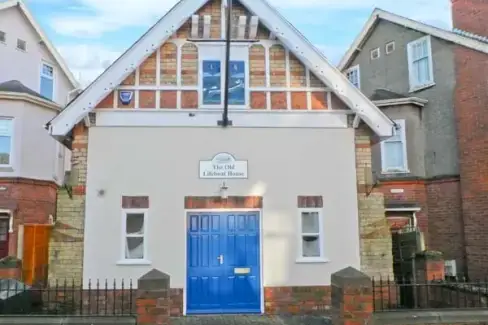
[[49, 0, 395, 138], [338, 8, 488, 71], [0, 91, 62, 111]]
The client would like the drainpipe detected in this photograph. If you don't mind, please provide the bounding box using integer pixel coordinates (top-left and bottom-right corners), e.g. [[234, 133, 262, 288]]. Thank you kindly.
[[219, 0, 232, 127]]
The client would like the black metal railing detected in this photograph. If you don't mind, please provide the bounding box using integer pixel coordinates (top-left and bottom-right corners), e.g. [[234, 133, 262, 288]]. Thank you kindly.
[[0, 278, 136, 316], [373, 276, 488, 311]]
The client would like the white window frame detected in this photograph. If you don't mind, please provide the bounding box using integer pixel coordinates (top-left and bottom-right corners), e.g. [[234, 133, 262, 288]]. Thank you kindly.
[[118, 208, 150, 265], [40, 62, 55, 101], [296, 208, 327, 263], [407, 35, 435, 92], [0, 118, 14, 168], [198, 43, 249, 110], [386, 41, 395, 54], [381, 119, 408, 173], [345, 64, 360, 89], [370, 47, 380, 60]]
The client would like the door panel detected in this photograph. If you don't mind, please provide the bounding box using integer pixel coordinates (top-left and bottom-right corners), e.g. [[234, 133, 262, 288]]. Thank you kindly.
[[187, 213, 225, 312], [0, 219, 9, 259], [186, 212, 261, 314]]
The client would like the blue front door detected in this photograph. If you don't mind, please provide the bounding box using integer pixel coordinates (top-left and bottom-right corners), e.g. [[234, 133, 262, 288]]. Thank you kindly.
[[186, 212, 261, 314]]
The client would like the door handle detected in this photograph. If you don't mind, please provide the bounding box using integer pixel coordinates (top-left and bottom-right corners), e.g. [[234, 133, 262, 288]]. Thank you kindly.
[[217, 254, 224, 265]]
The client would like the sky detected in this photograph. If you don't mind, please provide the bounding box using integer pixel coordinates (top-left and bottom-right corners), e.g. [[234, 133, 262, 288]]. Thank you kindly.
[[24, 0, 453, 87]]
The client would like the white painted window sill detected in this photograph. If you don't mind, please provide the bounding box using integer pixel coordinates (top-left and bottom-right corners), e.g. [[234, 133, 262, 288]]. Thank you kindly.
[[295, 257, 330, 264], [116, 259, 152, 266], [409, 82, 435, 93], [0, 166, 14, 172], [381, 170, 410, 175]]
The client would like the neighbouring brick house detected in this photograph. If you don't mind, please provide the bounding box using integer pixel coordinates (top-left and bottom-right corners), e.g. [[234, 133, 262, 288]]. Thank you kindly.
[[0, 0, 77, 281], [339, 4, 488, 280], [451, 0, 488, 281], [45, 0, 396, 315]]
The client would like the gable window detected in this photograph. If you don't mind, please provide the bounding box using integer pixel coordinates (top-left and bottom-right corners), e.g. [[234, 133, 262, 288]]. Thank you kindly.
[[386, 41, 395, 54], [407, 36, 434, 91], [0, 119, 13, 167], [228, 61, 245, 105], [202, 60, 246, 106], [16, 39, 26, 51], [122, 209, 147, 261], [381, 119, 408, 173], [202, 60, 221, 105], [298, 208, 324, 261], [40, 63, 54, 100], [346, 65, 360, 88], [370, 47, 380, 60], [0, 31, 5, 43]]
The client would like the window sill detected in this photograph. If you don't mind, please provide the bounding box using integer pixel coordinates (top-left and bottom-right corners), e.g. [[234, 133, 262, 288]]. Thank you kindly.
[[116, 259, 152, 266], [0, 166, 14, 172], [409, 82, 435, 93], [295, 257, 329, 264], [381, 170, 410, 175]]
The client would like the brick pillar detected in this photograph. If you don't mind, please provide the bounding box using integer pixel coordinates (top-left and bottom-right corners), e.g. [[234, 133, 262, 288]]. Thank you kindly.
[[414, 251, 445, 308], [331, 266, 373, 325], [355, 126, 393, 279], [48, 123, 88, 285], [415, 251, 445, 282], [0, 257, 21, 279], [137, 269, 171, 325]]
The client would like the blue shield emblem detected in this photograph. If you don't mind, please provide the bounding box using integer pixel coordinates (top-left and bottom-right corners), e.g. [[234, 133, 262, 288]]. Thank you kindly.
[[119, 91, 133, 105]]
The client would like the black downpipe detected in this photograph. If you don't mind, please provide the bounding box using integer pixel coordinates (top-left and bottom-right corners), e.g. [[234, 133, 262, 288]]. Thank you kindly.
[[219, 0, 233, 127]]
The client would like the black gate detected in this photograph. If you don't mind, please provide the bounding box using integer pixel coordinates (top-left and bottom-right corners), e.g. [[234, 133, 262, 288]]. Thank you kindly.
[[391, 226, 420, 308]]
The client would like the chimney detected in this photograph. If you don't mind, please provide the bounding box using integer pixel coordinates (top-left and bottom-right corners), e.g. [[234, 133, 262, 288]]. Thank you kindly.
[[452, 0, 488, 37]]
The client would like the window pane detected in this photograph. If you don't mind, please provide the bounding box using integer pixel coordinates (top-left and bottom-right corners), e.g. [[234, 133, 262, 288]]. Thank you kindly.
[[126, 213, 144, 235], [384, 141, 404, 169], [302, 235, 320, 257], [417, 57, 430, 84], [0, 220, 8, 240], [202, 60, 221, 105], [0, 136, 11, 165], [347, 69, 359, 88], [0, 119, 12, 136], [42, 64, 53, 77], [228, 61, 245, 105], [301, 212, 319, 233], [125, 237, 144, 259], [40, 76, 54, 100], [420, 39, 428, 57]]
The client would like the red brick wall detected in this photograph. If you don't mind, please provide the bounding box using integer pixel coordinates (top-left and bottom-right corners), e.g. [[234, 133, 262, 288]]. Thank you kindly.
[[0, 178, 57, 257], [379, 180, 428, 237], [426, 177, 465, 274], [452, 42, 488, 279], [167, 286, 331, 316], [452, 0, 488, 37], [264, 286, 331, 315]]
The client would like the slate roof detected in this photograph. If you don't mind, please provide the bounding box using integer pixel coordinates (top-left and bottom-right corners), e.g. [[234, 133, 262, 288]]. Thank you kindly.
[[0, 80, 52, 102], [453, 28, 488, 44], [369, 89, 408, 101]]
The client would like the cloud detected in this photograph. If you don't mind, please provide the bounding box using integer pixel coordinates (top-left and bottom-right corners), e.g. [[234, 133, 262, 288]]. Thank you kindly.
[[38, 0, 451, 86], [42, 0, 451, 37], [57, 44, 121, 87]]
